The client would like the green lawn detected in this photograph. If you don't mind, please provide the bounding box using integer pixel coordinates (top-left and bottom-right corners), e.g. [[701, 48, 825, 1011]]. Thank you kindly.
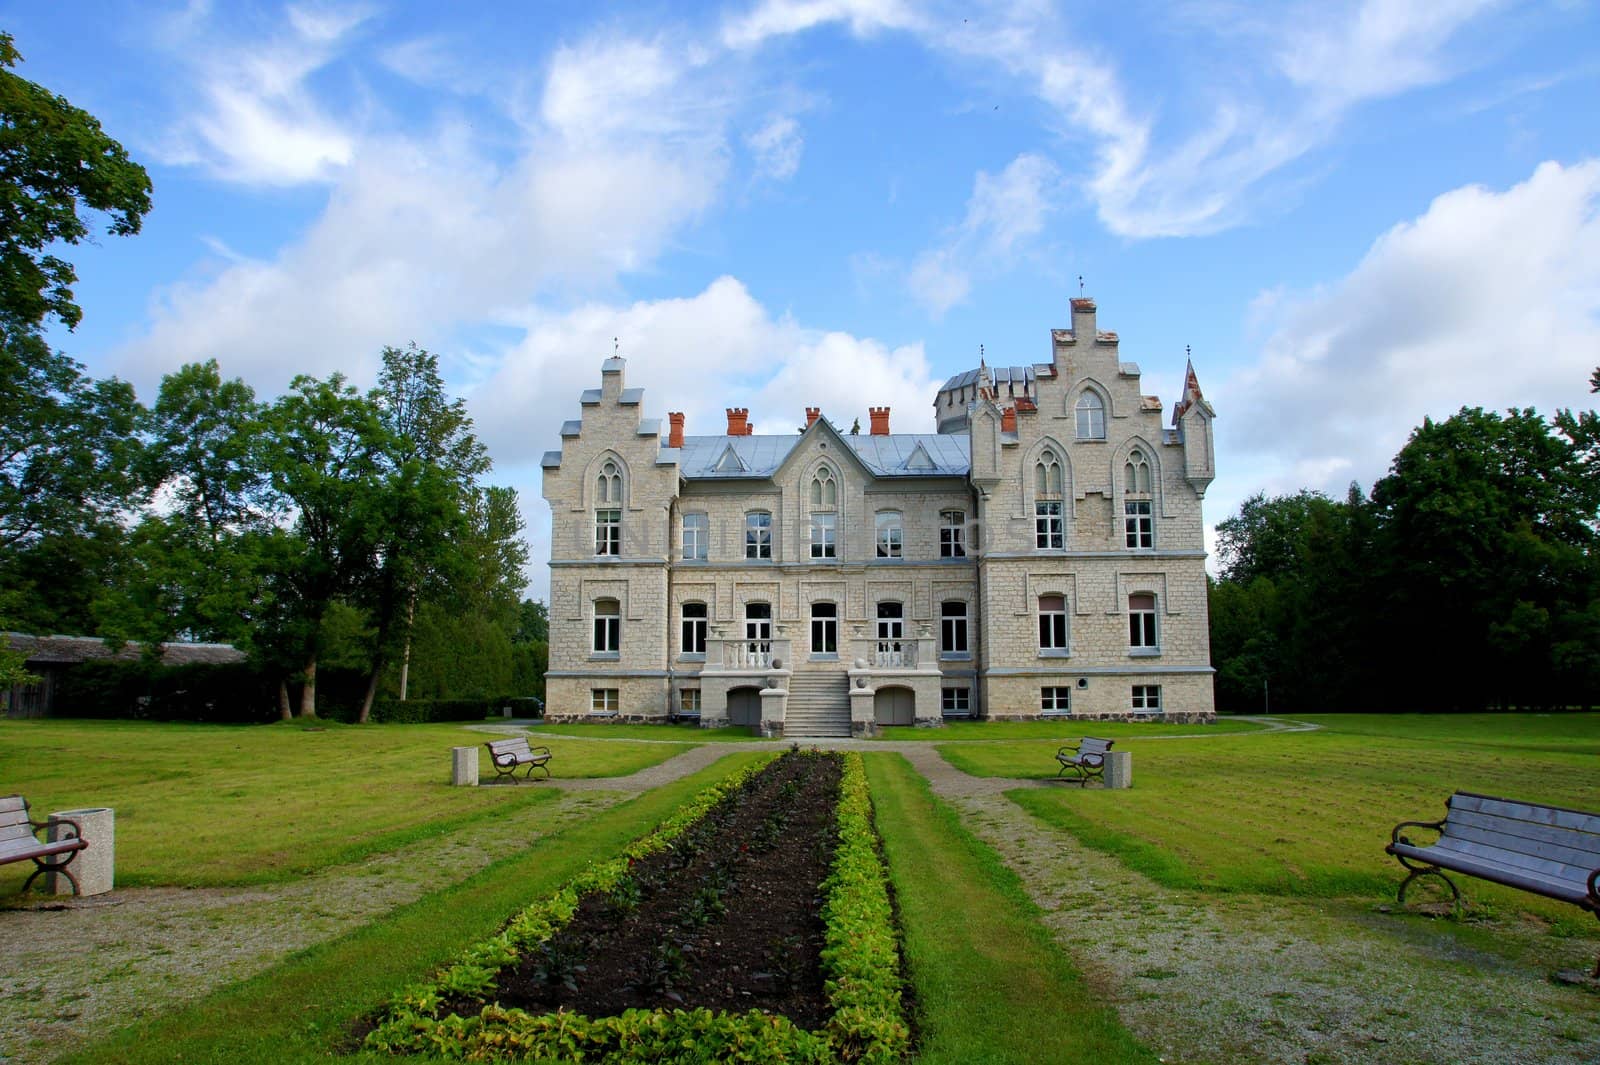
[[54, 753, 771, 1065], [866, 752, 1157, 1065], [0, 718, 692, 888], [940, 714, 1600, 926], [876, 716, 1266, 740]]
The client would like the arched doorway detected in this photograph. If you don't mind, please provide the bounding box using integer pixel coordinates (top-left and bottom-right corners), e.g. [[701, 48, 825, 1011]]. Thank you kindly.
[[727, 686, 762, 728], [873, 686, 914, 727]]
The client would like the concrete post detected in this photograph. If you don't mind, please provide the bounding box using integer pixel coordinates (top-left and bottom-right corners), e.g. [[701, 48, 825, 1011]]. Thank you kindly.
[[451, 746, 479, 786], [759, 686, 787, 738], [48, 807, 113, 896], [849, 674, 877, 737], [1104, 751, 1133, 789]]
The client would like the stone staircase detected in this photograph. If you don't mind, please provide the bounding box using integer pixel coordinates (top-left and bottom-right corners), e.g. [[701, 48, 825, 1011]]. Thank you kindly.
[[783, 670, 852, 738]]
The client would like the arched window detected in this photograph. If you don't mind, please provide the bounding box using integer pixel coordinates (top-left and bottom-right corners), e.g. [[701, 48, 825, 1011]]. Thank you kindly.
[[680, 601, 707, 656], [810, 467, 837, 507], [1129, 593, 1158, 651], [941, 600, 968, 656], [594, 458, 622, 556], [593, 598, 620, 655], [1075, 392, 1105, 439], [596, 459, 622, 504], [1035, 449, 1064, 550], [1124, 448, 1153, 549], [1038, 594, 1068, 652]]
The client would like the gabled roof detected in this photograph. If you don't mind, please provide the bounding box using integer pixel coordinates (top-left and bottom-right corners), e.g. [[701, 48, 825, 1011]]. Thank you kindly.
[[4, 633, 246, 667], [677, 433, 971, 479]]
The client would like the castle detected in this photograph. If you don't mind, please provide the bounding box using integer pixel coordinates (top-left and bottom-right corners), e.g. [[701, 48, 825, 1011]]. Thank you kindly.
[[540, 298, 1217, 735]]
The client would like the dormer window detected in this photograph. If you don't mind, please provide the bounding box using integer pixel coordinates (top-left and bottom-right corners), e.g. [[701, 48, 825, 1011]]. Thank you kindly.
[[1075, 392, 1105, 440]]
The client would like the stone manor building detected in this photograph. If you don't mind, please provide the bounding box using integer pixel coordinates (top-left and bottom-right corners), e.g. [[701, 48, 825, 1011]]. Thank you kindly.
[[541, 298, 1217, 735]]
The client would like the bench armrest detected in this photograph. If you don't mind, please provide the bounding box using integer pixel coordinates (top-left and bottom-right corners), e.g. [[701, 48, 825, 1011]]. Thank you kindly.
[[1056, 743, 1080, 756], [529, 746, 551, 756], [1390, 818, 1444, 847]]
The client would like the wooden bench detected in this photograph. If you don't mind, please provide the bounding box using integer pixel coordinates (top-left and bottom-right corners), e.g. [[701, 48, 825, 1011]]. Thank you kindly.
[[1055, 738, 1114, 784], [1387, 791, 1600, 976], [1, 795, 89, 895], [484, 737, 552, 783]]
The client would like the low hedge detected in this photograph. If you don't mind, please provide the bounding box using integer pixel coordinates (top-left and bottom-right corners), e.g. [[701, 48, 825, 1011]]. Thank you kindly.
[[364, 751, 908, 1064], [361, 697, 503, 724]]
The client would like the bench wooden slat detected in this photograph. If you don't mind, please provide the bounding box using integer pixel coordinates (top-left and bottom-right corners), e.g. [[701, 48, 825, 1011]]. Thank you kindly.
[[1390, 841, 1592, 906], [1431, 836, 1594, 884], [0, 795, 29, 816], [1444, 817, 1600, 869], [1451, 792, 1600, 836], [1445, 806, 1600, 857]]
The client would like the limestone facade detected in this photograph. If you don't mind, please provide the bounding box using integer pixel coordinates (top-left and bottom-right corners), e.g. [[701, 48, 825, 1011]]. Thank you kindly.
[[541, 299, 1217, 731]]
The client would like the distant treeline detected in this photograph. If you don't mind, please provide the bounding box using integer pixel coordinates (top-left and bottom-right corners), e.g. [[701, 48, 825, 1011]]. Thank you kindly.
[[1210, 398, 1600, 713]]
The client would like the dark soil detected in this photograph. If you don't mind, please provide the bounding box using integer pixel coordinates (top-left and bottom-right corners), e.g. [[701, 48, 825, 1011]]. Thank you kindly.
[[479, 751, 843, 1029]]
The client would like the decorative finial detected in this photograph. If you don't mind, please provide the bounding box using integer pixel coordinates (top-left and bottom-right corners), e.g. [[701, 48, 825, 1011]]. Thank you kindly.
[[1186, 344, 1191, 359], [613, 336, 619, 356], [1078, 275, 1084, 297]]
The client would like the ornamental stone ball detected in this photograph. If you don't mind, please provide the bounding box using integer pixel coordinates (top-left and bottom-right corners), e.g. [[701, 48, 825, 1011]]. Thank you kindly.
[[854, 658, 867, 670], [770, 658, 782, 669], [855, 676, 868, 689]]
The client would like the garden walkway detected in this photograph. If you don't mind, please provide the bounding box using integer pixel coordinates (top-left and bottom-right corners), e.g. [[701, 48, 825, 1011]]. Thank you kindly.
[[4, 718, 1593, 1065]]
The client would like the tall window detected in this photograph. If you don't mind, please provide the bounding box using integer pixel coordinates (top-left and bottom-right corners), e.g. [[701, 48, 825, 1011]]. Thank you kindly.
[[596, 459, 621, 504], [1075, 392, 1105, 439], [876, 601, 903, 644], [595, 510, 621, 556], [875, 511, 903, 558], [810, 467, 837, 507], [1129, 593, 1158, 651], [1038, 594, 1068, 652], [810, 512, 837, 559], [745, 602, 772, 644], [1035, 449, 1063, 549], [1124, 449, 1153, 549], [1132, 685, 1162, 713], [680, 602, 707, 656], [940, 510, 966, 557], [593, 598, 620, 655], [811, 602, 838, 656], [682, 512, 708, 560], [941, 600, 968, 656], [1041, 687, 1072, 714], [745, 510, 772, 559]]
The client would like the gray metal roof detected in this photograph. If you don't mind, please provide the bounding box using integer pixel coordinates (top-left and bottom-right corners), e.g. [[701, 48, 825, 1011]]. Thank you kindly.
[[542, 450, 563, 468], [560, 420, 582, 437], [636, 418, 661, 437], [677, 434, 970, 479], [938, 364, 1036, 394], [620, 388, 645, 405], [579, 389, 601, 404]]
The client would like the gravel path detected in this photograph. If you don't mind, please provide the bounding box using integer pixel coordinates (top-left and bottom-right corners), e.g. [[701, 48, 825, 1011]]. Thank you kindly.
[[3, 721, 1595, 1065]]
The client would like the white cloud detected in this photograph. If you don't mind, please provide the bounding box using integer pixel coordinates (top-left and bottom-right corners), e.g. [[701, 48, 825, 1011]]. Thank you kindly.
[[154, 4, 370, 185], [747, 115, 804, 180], [723, 0, 1504, 238], [468, 276, 940, 598], [908, 153, 1062, 316], [1211, 159, 1600, 518]]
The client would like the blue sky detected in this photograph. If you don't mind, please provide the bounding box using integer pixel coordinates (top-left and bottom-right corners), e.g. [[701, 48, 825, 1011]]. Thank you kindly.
[[5, 0, 1599, 598]]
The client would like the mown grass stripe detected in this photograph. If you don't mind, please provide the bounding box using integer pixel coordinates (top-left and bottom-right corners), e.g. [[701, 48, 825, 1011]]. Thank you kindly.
[[52, 752, 769, 1065], [864, 752, 1158, 1065]]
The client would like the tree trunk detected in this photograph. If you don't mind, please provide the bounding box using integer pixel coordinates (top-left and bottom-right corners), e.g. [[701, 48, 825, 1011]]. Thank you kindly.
[[399, 594, 417, 701], [357, 652, 384, 724], [278, 679, 292, 721], [300, 654, 318, 718]]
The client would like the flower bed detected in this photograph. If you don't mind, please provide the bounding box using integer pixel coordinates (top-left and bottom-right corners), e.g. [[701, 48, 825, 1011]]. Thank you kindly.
[[365, 751, 908, 1063]]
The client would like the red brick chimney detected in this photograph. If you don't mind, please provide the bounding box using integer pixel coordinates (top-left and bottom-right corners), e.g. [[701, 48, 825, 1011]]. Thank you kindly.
[[869, 406, 890, 436], [726, 408, 749, 436], [667, 412, 685, 448], [1001, 406, 1017, 433], [805, 407, 821, 428]]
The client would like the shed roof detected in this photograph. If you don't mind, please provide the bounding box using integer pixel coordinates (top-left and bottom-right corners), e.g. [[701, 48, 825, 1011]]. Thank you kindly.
[[4, 633, 247, 667]]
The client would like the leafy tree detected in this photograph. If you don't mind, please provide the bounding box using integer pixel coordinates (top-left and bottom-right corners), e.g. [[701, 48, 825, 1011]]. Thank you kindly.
[[355, 344, 490, 720], [257, 374, 386, 718], [516, 599, 549, 644], [0, 318, 143, 553], [1, 32, 152, 330]]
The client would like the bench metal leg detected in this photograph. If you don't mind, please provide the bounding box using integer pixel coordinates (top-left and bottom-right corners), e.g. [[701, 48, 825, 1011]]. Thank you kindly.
[[1396, 865, 1459, 905], [20, 856, 80, 896]]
